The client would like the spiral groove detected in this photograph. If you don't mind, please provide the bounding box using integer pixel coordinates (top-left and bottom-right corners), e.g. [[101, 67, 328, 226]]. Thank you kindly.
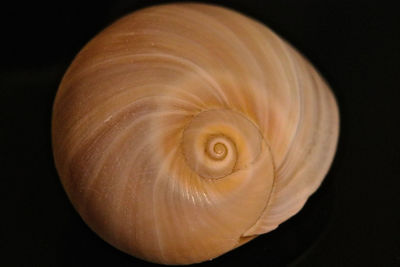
[[182, 109, 264, 180]]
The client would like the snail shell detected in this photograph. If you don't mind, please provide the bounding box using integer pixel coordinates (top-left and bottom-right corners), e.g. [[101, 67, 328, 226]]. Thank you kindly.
[[52, 3, 339, 265]]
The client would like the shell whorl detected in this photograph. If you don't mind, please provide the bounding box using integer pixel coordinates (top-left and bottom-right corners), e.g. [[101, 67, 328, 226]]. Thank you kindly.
[[52, 3, 339, 265], [182, 109, 266, 179]]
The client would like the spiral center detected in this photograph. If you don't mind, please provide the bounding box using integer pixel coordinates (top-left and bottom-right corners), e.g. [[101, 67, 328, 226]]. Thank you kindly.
[[182, 109, 262, 180], [206, 137, 229, 160], [214, 143, 226, 155]]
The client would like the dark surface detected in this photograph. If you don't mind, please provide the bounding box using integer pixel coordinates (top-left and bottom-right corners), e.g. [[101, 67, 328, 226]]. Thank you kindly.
[[1, 1, 399, 266]]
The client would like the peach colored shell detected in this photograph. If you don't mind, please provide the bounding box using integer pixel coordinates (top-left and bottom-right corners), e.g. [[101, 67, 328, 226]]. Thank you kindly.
[[52, 3, 339, 265]]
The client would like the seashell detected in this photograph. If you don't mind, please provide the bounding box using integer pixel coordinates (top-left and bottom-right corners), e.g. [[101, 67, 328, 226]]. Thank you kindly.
[[52, 3, 339, 265]]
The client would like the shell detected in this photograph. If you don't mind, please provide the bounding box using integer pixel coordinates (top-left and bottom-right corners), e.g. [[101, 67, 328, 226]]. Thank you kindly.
[[52, 3, 339, 265]]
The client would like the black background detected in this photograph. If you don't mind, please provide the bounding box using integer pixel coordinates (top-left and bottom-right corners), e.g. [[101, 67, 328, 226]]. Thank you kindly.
[[1, 0, 399, 266]]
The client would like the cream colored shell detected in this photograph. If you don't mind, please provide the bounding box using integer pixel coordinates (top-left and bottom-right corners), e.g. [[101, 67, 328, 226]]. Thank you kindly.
[[52, 3, 339, 265]]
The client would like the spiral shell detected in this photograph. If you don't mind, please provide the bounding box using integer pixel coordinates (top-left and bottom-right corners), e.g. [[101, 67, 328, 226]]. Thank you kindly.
[[52, 3, 339, 265]]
